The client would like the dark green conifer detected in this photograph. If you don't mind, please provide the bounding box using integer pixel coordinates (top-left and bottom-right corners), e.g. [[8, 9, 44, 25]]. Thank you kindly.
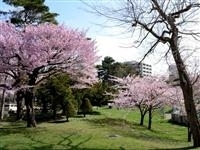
[[2, 0, 58, 26], [81, 98, 93, 117], [65, 100, 76, 122]]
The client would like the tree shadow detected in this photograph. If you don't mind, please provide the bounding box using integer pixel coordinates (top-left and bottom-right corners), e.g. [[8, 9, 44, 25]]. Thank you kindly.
[[48, 120, 68, 123], [77, 111, 101, 116], [85, 117, 143, 129], [87, 117, 126, 125], [0, 121, 28, 136], [152, 146, 196, 150], [0, 126, 27, 136], [85, 117, 186, 144], [167, 119, 188, 127], [23, 133, 94, 150]]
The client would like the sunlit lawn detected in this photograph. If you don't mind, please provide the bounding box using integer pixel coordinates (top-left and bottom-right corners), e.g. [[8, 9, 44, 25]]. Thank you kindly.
[[0, 107, 196, 150]]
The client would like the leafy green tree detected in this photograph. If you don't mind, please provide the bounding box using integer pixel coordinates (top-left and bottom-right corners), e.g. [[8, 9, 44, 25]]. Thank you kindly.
[[112, 62, 138, 78], [65, 100, 76, 122], [95, 57, 138, 106], [97, 56, 115, 83], [1, 0, 58, 26], [36, 74, 76, 119], [88, 82, 113, 106], [97, 56, 137, 83], [80, 98, 93, 117]]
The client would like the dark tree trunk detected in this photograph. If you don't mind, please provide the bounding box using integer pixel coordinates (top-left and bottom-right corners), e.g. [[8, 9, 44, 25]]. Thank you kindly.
[[62, 102, 66, 115], [188, 124, 192, 142], [24, 69, 39, 127], [24, 90, 36, 127], [140, 114, 145, 126], [41, 99, 48, 114], [16, 90, 24, 120], [66, 116, 69, 122], [0, 88, 6, 120], [148, 107, 152, 130], [52, 101, 57, 119], [0, 76, 7, 120], [16, 97, 23, 120], [138, 106, 147, 126], [170, 27, 200, 147]]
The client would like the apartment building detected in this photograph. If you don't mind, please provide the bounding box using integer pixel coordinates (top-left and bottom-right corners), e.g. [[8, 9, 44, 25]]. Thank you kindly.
[[168, 64, 179, 85], [126, 61, 152, 77]]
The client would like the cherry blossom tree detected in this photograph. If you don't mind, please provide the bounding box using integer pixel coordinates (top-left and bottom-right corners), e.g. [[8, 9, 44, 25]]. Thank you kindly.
[[0, 22, 99, 127], [113, 76, 170, 130]]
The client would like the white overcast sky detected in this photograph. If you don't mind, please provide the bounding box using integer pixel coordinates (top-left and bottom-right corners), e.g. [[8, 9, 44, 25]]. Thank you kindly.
[[1, 0, 200, 75]]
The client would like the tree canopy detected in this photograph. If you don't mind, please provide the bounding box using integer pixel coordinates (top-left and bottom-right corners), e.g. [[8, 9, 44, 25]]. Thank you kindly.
[[0, 22, 98, 127], [1, 0, 58, 26]]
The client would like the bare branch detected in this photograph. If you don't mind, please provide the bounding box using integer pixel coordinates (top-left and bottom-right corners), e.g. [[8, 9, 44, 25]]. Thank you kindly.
[[192, 75, 200, 85], [139, 39, 159, 63]]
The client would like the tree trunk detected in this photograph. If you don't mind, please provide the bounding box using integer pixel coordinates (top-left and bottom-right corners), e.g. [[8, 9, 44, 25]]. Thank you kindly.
[[16, 90, 24, 120], [41, 99, 48, 114], [25, 90, 36, 127], [138, 106, 147, 126], [148, 107, 152, 130], [188, 124, 192, 142], [0, 88, 6, 120], [140, 114, 145, 126], [66, 116, 69, 122], [170, 28, 200, 147], [0, 76, 7, 120], [52, 101, 57, 120]]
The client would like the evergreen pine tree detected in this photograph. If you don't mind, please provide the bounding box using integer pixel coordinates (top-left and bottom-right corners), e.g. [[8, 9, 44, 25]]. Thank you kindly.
[[1, 0, 58, 26]]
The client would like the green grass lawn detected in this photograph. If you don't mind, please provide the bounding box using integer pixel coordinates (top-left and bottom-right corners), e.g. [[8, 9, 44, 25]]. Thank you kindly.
[[0, 107, 197, 150]]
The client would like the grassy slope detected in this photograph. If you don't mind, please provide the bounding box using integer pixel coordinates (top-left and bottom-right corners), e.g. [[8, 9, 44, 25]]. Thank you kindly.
[[0, 107, 197, 150]]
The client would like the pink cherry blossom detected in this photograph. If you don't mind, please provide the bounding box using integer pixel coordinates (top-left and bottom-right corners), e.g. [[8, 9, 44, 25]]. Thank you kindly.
[[0, 22, 99, 127], [112, 75, 170, 129], [0, 22, 99, 88]]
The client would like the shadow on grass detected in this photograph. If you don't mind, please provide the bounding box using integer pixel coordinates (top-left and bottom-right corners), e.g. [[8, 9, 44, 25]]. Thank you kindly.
[[85, 117, 142, 129], [168, 119, 188, 127], [48, 120, 68, 123], [0, 126, 27, 136], [77, 111, 101, 116], [24, 133, 95, 150], [85, 117, 186, 144], [153, 146, 196, 150], [0, 121, 28, 136]]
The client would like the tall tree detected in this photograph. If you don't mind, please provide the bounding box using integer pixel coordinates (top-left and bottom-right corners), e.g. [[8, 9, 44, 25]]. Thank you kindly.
[[1, 0, 58, 26], [96, 57, 138, 106], [0, 22, 98, 127], [0, 0, 58, 121], [97, 56, 115, 83], [97, 56, 137, 82], [91, 0, 200, 146]]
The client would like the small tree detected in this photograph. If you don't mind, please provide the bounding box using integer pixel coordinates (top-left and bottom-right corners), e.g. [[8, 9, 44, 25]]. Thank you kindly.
[[113, 76, 169, 129], [65, 100, 76, 122], [81, 98, 93, 117]]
